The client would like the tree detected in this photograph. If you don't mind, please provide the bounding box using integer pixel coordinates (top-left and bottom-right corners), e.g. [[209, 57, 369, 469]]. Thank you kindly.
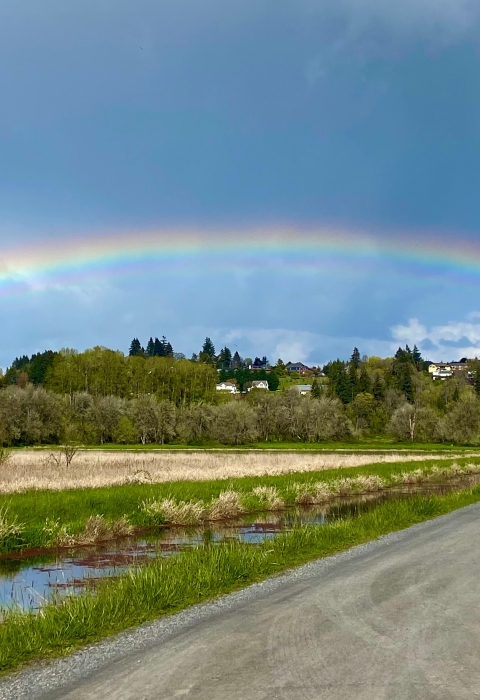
[[413, 345, 422, 367], [387, 402, 440, 443], [267, 372, 279, 392], [199, 337, 216, 363], [217, 346, 232, 370], [443, 396, 480, 444], [212, 402, 258, 445], [349, 347, 361, 370], [146, 337, 155, 357], [274, 359, 287, 377], [311, 379, 322, 399], [129, 338, 143, 357], [231, 351, 243, 369], [358, 366, 371, 394], [324, 360, 351, 404], [348, 392, 375, 433], [372, 374, 385, 402]]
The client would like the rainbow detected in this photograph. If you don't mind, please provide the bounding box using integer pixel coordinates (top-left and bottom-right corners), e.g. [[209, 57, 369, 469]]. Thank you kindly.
[[1, 225, 480, 298]]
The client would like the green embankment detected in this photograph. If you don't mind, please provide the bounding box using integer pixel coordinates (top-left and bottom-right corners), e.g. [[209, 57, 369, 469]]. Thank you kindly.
[[1, 455, 480, 554], [2, 486, 480, 673]]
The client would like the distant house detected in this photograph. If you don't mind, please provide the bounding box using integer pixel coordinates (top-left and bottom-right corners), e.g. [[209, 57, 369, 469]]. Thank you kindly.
[[285, 362, 310, 374], [247, 379, 269, 391], [216, 380, 238, 394], [428, 362, 468, 373], [292, 384, 312, 395], [428, 362, 468, 380]]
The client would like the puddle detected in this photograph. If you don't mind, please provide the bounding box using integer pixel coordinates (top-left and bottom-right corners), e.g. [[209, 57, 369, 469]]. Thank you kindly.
[[1, 477, 479, 613]]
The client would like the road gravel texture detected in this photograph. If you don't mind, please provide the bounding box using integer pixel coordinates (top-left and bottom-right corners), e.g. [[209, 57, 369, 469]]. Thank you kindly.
[[3, 503, 480, 699]]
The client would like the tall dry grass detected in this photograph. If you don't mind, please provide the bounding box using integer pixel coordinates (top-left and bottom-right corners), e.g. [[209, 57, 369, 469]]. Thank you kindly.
[[1, 449, 477, 493]]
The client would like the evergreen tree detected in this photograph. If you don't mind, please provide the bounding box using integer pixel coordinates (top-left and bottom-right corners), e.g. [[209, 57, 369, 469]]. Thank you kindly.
[[347, 362, 358, 402], [154, 337, 163, 356], [129, 338, 142, 356], [231, 351, 243, 369], [358, 366, 371, 394], [324, 360, 351, 404], [311, 378, 322, 399], [412, 345, 422, 367], [146, 337, 155, 357], [199, 337, 216, 363], [349, 347, 361, 370], [267, 372, 280, 391], [217, 346, 232, 370]]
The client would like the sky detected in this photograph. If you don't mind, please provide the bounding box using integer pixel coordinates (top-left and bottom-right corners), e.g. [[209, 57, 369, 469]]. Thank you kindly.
[[1, 0, 480, 367]]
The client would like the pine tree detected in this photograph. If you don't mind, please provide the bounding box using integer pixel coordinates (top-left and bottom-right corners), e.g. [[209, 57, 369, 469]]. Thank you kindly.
[[202, 337, 215, 358], [350, 347, 361, 370], [199, 337, 216, 363], [129, 338, 142, 356], [413, 345, 422, 367], [154, 337, 163, 356], [358, 366, 371, 394], [231, 351, 242, 369], [311, 378, 322, 399], [347, 362, 358, 402], [217, 346, 232, 370], [146, 337, 155, 356]]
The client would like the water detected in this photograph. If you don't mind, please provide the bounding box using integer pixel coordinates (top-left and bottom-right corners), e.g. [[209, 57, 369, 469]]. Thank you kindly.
[[0, 478, 478, 613]]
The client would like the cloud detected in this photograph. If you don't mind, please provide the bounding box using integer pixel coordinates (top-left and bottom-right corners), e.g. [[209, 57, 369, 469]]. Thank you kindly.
[[303, 0, 480, 55], [391, 316, 480, 359]]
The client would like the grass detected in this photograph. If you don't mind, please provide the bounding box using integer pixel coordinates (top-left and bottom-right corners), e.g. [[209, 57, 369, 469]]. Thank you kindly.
[[13, 439, 478, 451], [1, 485, 480, 674], [2, 456, 480, 553], [3, 447, 478, 494]]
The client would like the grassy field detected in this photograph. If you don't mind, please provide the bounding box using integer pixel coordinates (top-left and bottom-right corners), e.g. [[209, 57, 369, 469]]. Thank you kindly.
[[3, 447, 478, 493], [16, 440, 477, 451], [1, 456, 480, 554], [1, 485, 480, 674]]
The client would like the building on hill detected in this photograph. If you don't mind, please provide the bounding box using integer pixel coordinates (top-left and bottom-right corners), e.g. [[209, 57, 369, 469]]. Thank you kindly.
[[216, 380, 238, 394], [428, 362, 468, 380], [247, 379, 269, 391], [285, 362, 310, 374]]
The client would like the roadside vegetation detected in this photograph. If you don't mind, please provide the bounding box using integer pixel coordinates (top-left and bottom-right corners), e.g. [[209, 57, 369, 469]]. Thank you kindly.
[[1, 457, 480, 554], [2, 485, 480, 674]]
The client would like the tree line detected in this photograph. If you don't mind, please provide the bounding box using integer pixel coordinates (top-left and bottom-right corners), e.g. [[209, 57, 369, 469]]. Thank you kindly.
[[2, 339, 480, 445]]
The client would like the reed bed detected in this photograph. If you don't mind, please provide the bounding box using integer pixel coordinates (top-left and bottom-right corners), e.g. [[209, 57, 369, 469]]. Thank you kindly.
[[1, 459, 478, 546], [2, 486, 480, 674], [1, 449, 475, 493]]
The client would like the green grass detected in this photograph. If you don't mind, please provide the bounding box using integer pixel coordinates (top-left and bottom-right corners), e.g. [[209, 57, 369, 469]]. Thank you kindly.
[[1, 486, 480, 674], [13, 440, 478, 451], [2, 455, 480, 554]]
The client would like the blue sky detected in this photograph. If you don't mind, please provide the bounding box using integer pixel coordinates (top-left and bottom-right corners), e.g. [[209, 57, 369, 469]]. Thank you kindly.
[[2, 0, 480, 367]]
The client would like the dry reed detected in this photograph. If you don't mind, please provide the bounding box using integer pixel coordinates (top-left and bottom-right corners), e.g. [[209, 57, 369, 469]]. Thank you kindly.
[[1, 449, 475, 493]]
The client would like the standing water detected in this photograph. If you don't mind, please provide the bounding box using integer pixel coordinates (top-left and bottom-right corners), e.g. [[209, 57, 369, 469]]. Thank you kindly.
[[0, 478, 478, 613]]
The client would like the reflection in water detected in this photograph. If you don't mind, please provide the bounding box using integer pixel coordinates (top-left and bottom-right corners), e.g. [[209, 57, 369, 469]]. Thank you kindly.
[[0, 477, 478, 613]]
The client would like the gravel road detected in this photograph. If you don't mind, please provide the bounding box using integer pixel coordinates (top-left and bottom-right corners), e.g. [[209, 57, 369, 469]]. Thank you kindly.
[[3, 503, 480, 700]]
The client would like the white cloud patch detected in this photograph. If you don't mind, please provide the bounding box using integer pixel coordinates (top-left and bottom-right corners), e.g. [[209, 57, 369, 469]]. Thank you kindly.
[[391, 316, 480, 360]]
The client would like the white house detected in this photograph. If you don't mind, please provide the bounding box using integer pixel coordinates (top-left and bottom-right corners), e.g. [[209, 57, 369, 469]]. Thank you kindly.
[[247, 380, 269, 391], [216, 380, 238, 394]]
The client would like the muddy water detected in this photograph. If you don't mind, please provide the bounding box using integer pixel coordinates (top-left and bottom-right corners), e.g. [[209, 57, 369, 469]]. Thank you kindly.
[[1, 478, 479, 613]]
